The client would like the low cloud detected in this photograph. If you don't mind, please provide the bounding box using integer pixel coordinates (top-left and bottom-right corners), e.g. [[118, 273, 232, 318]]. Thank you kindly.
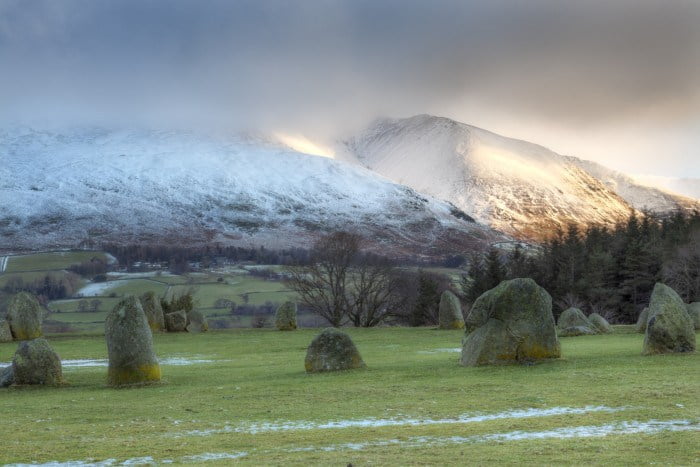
[[1, 0, 698, 175]]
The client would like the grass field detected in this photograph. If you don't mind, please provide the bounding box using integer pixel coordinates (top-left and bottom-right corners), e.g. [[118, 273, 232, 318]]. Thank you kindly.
[[0, 329, 697, 465], [4, 251, 111, 273]]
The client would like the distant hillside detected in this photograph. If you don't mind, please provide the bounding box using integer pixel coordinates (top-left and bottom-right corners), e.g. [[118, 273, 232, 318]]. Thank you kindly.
[[0, 127, 506, 257], [340, 115, 699, 241]]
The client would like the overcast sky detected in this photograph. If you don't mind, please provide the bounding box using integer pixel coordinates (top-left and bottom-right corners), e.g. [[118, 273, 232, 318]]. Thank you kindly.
[[1, 0, 698, 177]]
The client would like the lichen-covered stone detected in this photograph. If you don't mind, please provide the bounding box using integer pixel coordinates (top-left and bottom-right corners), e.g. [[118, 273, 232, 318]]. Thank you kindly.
[[165, 310, 187, 332], [558, 325, 597, 337], [105, 296, 161, 386], [7, 292, 43, 340], [636, 307, 649, 333], [140, 291, 165, 332], [438, 290, 465, 330], [557, 307, 597, 336], [275, 301, 298, 331], [461, 278, 560, 366], [305, 328, 365, 373], [588, 313, 613, 333], [0, 365, 13, 387], [0, 320, 13, 343], [642, 283, 696, 356], [186, 310, 208, 333], [12, 338, 63, 385], [686, 303, 700, 330]]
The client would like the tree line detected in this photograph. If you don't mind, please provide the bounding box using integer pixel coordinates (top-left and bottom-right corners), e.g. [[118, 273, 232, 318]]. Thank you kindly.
[[463, 210, 700, 323]]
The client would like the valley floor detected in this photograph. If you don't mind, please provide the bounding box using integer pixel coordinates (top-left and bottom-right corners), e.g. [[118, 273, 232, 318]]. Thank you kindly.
[[0, 328, 698, 465]]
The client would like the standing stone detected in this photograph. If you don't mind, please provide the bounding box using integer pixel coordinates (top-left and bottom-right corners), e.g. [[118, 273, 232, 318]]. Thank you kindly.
[[461, 278, 560, 366], [686, 303, 700, 330], [186, 310, 208, 333], [140, 291, 165, 332], [636, 307, 649, 333], [165, 310, 188, 332], [7, 292, 43, 340], [0, 320, 12, 343], [642, 283, 696, 355], [105, 296, 161, 386], [588, 313, 613, 333], [0, 366, 13, 387], [305, 328, 365, 373], [12, 338, 63, 386], [438, 291, 465, 330], [557, 307, 598, 336], [274, 302, 298, 331]]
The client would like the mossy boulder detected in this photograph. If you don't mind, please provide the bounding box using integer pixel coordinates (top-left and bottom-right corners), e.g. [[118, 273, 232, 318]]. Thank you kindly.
[[165, 310, 187, 332], [305, 328, 365, 373], [0, 320, 12, 343], [636, 307, 649, 333], [557, 307, 597, 336], [275, 301, 298, 331], [186, 310, 208, 333], [105, 296, 161, 386], [12, 338, 63, 386], [686, 303, 700, 330], [140, 291, 165, 332], [558, 325, 597, 337], [588, 313, 613, 333], [461, 278, 560, 366], [0, 366, 13, 387], [438, 290, 465, 330], [642, 283, 696, 356], [7, 292, 43, 340]]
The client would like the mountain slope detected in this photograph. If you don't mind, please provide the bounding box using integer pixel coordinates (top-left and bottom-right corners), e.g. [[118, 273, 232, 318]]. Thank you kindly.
[[341, 115, 699, 241], [0, 127, 505, 256]]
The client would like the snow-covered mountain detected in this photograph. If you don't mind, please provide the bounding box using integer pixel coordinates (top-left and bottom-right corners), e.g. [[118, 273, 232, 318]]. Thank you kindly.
[[0, 127, 505, 256], [340, 115, 699, 241], [629, 175, 700, 201]]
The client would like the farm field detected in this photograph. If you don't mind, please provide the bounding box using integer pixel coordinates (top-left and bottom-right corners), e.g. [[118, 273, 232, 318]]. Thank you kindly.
[[0, 328, 697, 465], [4, 251, 112, 273]]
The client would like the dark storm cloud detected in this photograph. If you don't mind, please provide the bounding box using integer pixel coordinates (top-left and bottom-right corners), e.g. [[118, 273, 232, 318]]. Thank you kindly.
[[1, 0, 699, 138]]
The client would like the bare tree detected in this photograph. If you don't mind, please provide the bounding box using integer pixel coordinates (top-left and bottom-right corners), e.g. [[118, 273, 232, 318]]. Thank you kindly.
[[663, 230, 700, 302], [286, 232, 405, 327], [347, 255, 405, 327], [285, 232, 359, 326]]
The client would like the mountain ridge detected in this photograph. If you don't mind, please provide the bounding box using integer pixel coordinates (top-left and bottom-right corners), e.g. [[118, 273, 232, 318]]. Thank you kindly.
[[340, 114, 699, 241], [0, 126, 506, 257]]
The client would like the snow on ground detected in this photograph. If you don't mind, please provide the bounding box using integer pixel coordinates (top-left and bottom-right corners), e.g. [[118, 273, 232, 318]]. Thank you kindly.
[[178, 405, 628, 437], [282, 419, 699, 453], [0, 357, 222, 369], [7, 419, 696, 465], [75, 282, 119, 297]]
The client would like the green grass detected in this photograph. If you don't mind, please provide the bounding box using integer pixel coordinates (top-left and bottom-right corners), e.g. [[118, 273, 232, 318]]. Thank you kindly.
[[4, 251, 111, 272], [0, 329, 697, 465], [167, 276, 297, 307]]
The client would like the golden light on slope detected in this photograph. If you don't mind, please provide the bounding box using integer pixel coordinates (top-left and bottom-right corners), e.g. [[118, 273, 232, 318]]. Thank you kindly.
[[274, 133, 335, 158]]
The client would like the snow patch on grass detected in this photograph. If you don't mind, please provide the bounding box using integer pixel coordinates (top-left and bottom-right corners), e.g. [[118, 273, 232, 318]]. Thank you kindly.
[[76, 282, 119, 297], [0, 357, 222, 369], [181, 452, 248, 462], [179, 405, 628, 437], [284, 419, 699, 453], [416, 348, 461, 354]]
